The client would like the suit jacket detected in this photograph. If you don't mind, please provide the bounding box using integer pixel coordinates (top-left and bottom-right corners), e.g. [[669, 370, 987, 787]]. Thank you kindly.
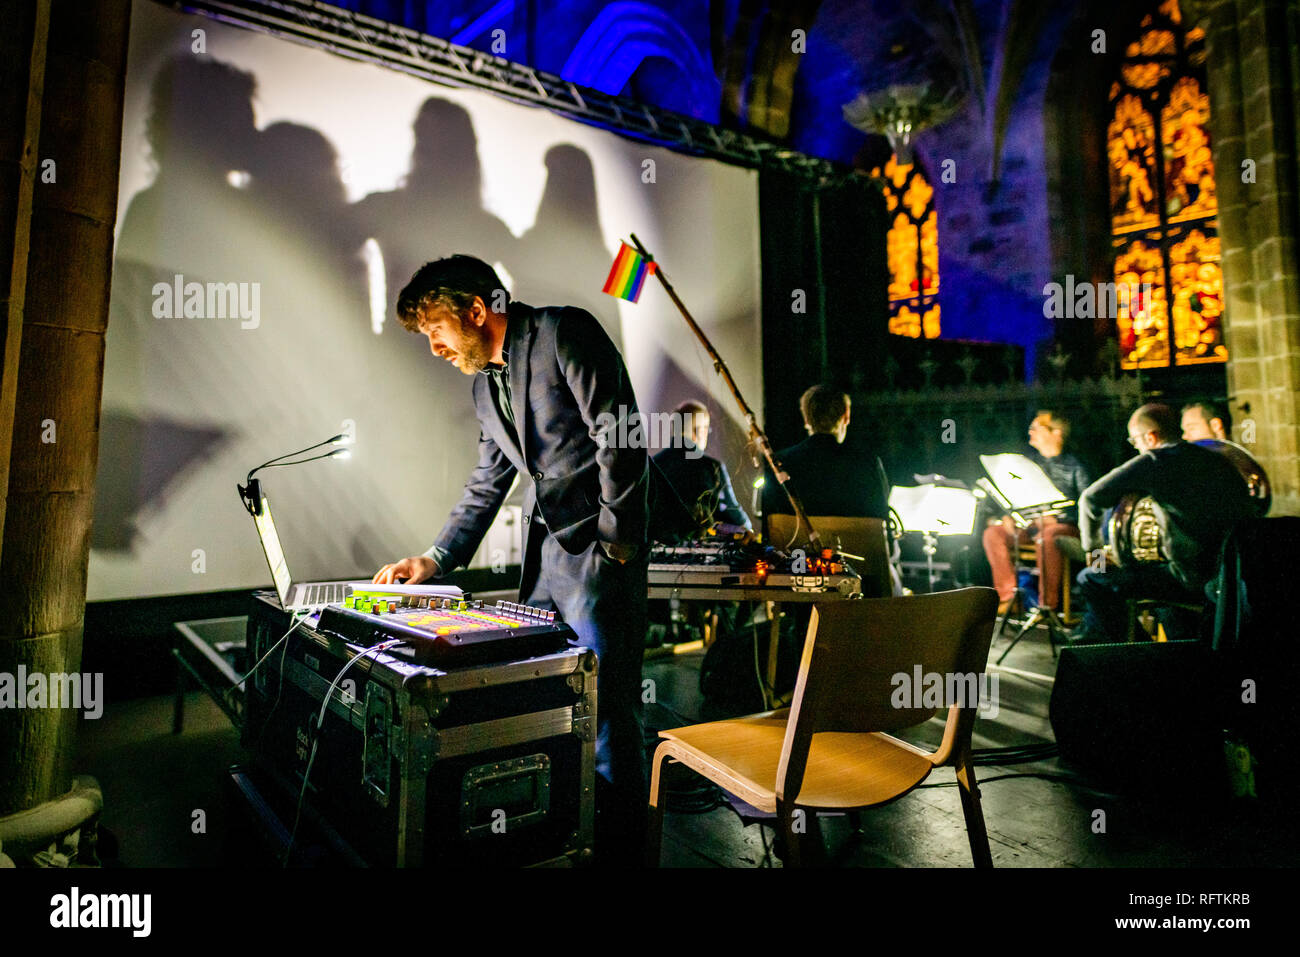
[[761, 432, 890, 521], [1080, 441, 1253, 590], [427, 301, 648, 569]]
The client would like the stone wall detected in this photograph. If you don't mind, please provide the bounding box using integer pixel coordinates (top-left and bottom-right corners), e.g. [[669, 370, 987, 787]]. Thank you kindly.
[[911, 1, 1079, 379], [1197, 0, 1300, 515]]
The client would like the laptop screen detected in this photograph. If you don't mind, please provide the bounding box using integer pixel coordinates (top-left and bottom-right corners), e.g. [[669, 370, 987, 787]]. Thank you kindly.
[[252, 497, 293, 606]]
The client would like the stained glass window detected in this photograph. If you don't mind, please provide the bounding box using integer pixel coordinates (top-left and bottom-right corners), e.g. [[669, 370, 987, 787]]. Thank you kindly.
[[1109, 0, 1224, 367], [870, 155, 939, 338]]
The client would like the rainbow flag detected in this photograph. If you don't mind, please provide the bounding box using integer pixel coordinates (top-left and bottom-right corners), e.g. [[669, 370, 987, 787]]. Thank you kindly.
[[602, 242, 655, 303]]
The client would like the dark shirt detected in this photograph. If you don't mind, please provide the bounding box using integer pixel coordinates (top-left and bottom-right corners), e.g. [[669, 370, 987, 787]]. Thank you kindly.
[[480, 342, 547, 530], [761, 432, 889, 521], [650, 441, 751, 543], [483, 348, 515, 442], [1029, 449, 1091, 526], [1080, 441, 1254, 590]]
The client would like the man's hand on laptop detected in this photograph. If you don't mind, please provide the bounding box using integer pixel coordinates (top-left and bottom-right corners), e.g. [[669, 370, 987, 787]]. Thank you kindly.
[[372, 556, 440, 585]]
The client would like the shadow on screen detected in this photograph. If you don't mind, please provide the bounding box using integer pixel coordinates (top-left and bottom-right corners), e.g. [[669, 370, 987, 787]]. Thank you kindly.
[[353, 96, 518, 316], [92, 410, 233, 552], [516, 144, 624, 351]]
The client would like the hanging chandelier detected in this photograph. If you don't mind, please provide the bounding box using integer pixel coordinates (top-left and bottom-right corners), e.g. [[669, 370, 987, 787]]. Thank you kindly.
[[842, 82, 962, 166]]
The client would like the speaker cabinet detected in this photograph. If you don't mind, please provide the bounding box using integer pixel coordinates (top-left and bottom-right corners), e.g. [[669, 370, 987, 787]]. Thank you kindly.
[[1049, 641, 1220, 791]]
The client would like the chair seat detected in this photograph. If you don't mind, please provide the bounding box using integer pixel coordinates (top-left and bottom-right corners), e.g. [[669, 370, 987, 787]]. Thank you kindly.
[[658, 711, 934, 812]]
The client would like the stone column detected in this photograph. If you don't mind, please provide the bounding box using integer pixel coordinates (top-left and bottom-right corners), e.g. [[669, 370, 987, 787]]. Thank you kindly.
[[0, 0, 132, 826], [1195, 0, 1300, 515]]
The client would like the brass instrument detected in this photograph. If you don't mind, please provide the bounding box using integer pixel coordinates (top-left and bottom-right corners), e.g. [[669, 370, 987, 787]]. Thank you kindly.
[[1107, 439, 1270, 566]]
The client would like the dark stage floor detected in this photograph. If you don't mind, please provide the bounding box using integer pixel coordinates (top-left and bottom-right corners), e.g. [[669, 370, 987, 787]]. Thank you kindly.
[[75, 621, 1296, 868]]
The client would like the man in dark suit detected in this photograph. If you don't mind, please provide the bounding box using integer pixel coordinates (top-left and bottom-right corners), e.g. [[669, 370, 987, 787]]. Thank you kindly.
[[1074, 402, 1253, 643], [372, 255, 649, 857], [761, 385, 889, 525], [650, 399, 751, 543]]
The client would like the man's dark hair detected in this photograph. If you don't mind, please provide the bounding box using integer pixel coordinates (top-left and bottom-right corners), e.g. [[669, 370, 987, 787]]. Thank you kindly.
[[396, 255, 507, 331], [674, 399, 708, 418], [1131, 403, 1180, 443], [1182, 398, 1232, 435], [800, 385, 849, 434]]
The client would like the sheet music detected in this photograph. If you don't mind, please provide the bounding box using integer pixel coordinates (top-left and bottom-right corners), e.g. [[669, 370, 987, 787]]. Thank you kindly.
[[979, 454, 1069, 511], [889, 484, 978, 535]]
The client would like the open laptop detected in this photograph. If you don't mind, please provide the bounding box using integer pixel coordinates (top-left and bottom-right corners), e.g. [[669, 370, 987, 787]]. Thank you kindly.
[[250, 494, 370, 614]]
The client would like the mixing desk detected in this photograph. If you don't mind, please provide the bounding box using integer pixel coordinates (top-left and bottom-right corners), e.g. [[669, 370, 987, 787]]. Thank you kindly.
[[315, 591, 572, 667]]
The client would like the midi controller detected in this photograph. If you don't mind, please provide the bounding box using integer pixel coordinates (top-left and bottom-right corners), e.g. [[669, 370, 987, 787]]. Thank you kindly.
[[315, 590, 573, 667]]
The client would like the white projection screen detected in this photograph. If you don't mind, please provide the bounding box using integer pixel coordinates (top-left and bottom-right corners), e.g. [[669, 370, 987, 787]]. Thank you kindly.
[[89, 0, 763, 601]]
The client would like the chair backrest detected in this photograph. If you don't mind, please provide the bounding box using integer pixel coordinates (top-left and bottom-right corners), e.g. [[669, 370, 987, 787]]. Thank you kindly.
[[774, 588, 999, 803], [767, 514, 892, 598]]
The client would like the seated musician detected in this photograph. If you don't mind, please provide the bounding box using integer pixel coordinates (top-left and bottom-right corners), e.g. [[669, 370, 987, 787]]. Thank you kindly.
[[1181, 398, 1231, 442], [647, 400, 752, 652], [982, 410, 1091, 615], [1072, 403, 1254, 644], [649, 399, 752, 543], [760, 385, 889, 526]]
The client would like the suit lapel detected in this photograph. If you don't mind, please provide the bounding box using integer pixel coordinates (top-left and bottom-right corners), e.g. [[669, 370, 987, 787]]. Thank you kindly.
[[508, 304, 534, 464]]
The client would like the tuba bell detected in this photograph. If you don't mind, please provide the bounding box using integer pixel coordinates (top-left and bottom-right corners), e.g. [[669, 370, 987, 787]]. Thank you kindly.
[[1193, 439, 1271, 515], [1106, 439, 1270, 566]]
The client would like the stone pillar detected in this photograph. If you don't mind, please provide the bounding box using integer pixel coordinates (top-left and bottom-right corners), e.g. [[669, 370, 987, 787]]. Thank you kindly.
[[0, 0, 132, 820], [1196, 0, 1300, 515]]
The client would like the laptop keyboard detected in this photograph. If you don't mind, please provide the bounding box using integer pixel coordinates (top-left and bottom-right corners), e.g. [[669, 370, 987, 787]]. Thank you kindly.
[[302, 582, 348, 607]]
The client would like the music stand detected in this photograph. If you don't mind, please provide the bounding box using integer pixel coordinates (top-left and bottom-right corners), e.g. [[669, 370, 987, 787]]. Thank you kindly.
[[978, 454, 1074, 662], [888, 484, 978, 592]]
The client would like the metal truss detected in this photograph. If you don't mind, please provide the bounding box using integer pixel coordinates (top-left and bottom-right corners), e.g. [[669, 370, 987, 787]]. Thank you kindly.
[[167, 0, 851, 180]]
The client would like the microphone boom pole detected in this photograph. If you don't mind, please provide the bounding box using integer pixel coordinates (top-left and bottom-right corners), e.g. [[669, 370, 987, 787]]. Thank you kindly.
[[628, 233, 822, 552]]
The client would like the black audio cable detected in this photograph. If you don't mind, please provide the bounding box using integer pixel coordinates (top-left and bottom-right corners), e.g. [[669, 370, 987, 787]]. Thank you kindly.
[[226, 611, 311, 748], [226, 610, 310, 708], [971, 742, 1061, 766], [915, 770, 1123, 800], [283, 637, 406, 866]]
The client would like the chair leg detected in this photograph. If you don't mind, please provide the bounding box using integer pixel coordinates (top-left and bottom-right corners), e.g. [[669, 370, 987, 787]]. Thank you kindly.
[[780, 806, 826, 868], [955, 760, 994, 869], [645, 744, 671, 868]]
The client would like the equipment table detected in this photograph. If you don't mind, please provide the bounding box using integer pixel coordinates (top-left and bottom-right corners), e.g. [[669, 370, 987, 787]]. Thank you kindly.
[[647, 583, 857, 709]]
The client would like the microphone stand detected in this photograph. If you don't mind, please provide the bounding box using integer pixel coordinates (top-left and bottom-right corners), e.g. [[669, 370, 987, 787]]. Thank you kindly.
[[628, 234, 822, 552]]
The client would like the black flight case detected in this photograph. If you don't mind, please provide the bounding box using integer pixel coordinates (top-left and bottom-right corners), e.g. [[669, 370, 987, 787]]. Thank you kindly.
[[242, 593, 596, 867]]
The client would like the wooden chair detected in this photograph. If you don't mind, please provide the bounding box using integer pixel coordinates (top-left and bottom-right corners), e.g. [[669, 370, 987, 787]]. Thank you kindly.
[[1126, 596, 1207, 642], [647, 587, 1000, 867], [766, 514, 894, 598], [1014, 530, 1079, 617]]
